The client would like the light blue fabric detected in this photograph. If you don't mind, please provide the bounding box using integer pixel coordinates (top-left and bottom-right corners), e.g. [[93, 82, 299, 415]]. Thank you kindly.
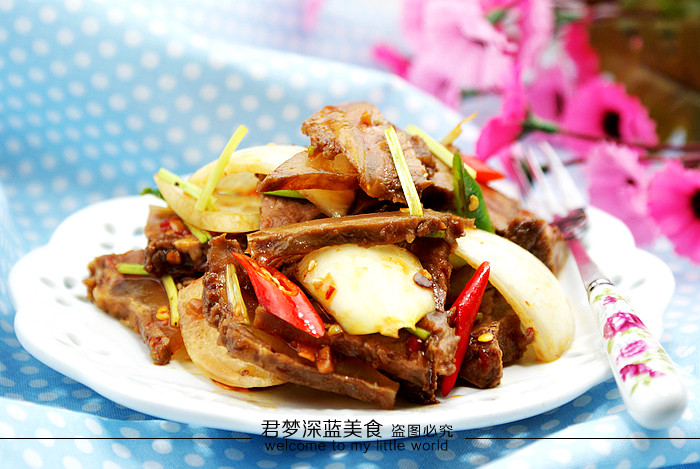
[[1, 1, 699, 468]]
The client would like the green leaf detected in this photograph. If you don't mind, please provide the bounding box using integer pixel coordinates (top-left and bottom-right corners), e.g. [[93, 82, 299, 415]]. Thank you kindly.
[[140, 187, 163, 200]]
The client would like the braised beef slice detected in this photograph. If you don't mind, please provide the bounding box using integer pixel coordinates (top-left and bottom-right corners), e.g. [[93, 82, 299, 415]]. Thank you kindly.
[[301, 102, 432, 204], [327, 309, 458, 404], [413, 138, 455, 210], [449, 266, 534, 389], [258, 150, 359, 192], [503, 215, 567, 274], [85, 250, 183, 365], [410, 238, 453, 311], [201, 235, 259, 329], [219, 318, 399, 408], [481, 185, 567, 273], [144, 205, 208, 278], [459, 322, 503, 389], [259, 194, 325, 230], [203, 235, 400, 408], [247, 209, 472, 265]]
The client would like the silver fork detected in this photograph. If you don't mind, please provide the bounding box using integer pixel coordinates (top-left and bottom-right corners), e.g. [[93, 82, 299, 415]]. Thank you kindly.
[[512, 143, 687, 430]]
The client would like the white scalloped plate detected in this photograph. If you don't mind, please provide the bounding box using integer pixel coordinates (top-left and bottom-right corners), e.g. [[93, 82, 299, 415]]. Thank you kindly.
[[9, 195, 674, 440]]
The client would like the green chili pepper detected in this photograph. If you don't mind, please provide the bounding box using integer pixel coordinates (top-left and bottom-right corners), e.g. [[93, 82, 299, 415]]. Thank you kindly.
[[452, 153, 495, 233]]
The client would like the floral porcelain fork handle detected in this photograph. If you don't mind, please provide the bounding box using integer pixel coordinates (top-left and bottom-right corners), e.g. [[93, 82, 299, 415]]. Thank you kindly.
[[515, 144, 688, 430]]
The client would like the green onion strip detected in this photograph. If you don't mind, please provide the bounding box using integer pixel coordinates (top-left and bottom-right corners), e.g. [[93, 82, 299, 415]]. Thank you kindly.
[[262, 189, 306, 199], [385, 126, 423, 217], [181, 219, 212, 243], [405, 326, 431, 340], [116, 263, 150, 276], [161, 274, 179, 327], [156, 168, 215, 210], [195, 125, 248, 212], [405, 124, 477, 179], [440, 112, 477, 147], [226, 263, 250, 324]]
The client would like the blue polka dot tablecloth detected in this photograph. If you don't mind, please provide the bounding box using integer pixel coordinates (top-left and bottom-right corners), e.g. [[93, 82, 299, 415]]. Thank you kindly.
[[1, 1, 699, 468]]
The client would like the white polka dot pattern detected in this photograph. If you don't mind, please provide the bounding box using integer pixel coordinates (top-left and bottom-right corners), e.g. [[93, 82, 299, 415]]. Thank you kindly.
[[0, 1, 699, 468]]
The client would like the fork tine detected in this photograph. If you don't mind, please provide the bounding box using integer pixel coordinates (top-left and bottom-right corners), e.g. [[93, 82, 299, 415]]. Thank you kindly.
[[539, 142, 587, 211], [506, 144, 533, 199], [521, 146, 567, 220]]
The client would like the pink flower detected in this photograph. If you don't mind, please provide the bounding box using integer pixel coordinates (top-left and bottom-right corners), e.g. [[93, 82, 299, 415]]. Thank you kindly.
[[403, 0, 516, 102], [618, 340, 649, 360], [510, 0, 554, 71], [402, 0, 430, 50], [475, 67, 528, 160], [562, 17, 600, 84], [583, 143, 658, 245], [603, 311, 645, 339], [648, 160, 700, 263], [527, 67, 574, 123], [561, 77, 658, 154], [372, 43, 410, 78]]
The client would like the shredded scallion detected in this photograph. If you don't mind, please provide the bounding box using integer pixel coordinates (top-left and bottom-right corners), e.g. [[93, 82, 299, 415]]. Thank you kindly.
[[440, 113, 477, 147], [116, 263, 150, 276], [385, 126, 423, 217], [262, 189, 306, 199], [405, 327, 431, 340], [405, 124, 477, 179], [156, 168, 215, 210], [424, 230, 446, 239], [161, 274, 179, 327], [226, 264, 249, 324], [182, 219, 212, 243], [195, 125, 248, 211]]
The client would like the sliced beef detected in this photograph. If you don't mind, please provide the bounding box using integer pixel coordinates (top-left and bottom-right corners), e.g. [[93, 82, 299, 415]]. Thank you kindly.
[[301, 102, 433, 204], [448, 265, 535, 389], [259, 194, 324, 230], [85, 250, 183, 365], [219, 318, 399, 408], [203, 235, 400, 408], [201, 235, 257, 329], [458, 321, 503, 388], [414, 139, 455, 210], [247, 209, 472, 265], [326, 310, 458, 404], [459, 312, 534, 389], [503, 215, 567, 274], [481, 185, 567, 273], [144, 205, 208, 278], [410, 238, 453, 311], [258, 150, 359, 192]]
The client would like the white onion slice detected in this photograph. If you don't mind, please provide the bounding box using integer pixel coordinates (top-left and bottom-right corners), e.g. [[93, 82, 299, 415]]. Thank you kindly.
[[454, 229, 575, 362]]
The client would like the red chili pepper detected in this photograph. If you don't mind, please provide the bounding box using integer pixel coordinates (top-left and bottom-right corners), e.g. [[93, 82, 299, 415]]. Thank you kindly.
[[230, 252, 325, 338], [461, 154, 505, 183], [440, 261, 490, 397]]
